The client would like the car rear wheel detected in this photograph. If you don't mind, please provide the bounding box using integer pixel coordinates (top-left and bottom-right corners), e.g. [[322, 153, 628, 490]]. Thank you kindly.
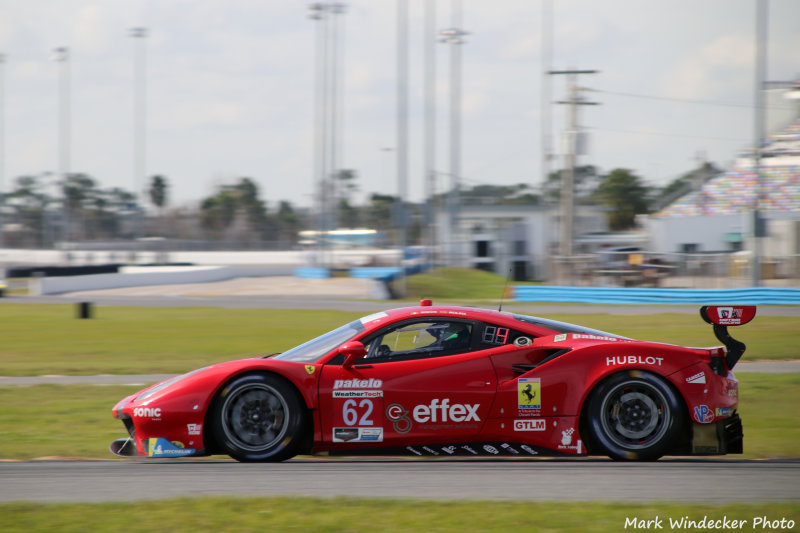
[[210, 373, 305, 462], [586, 370, 684, 461]]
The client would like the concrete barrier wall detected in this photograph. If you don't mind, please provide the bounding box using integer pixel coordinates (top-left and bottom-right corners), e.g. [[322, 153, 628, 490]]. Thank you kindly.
[[0, 248, 399, 268], [513, 285, 800, 305], [33, 266, 236, 295]]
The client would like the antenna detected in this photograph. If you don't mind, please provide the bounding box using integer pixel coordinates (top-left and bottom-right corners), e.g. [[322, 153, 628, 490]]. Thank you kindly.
[[498, 266, 513, 312]]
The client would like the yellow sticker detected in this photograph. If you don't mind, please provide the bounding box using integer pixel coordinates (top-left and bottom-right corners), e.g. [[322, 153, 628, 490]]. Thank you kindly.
[[518, 378, 541, 410], [305, 365, 316, 375]]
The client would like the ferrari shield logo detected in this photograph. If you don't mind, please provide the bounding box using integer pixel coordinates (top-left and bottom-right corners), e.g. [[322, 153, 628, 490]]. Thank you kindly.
[[518, 378, 541, 410], [305, 365, 316, 375]]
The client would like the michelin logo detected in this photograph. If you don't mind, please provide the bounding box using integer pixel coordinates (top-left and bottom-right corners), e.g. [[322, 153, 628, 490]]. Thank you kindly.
[[147, 438, 195, 457]]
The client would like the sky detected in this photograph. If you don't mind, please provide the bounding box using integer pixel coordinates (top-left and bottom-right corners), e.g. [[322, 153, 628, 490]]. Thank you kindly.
[[1, 0, 799, 211]]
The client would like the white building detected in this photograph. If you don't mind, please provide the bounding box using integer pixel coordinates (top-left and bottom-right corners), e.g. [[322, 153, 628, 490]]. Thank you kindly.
[[434, 203, 609, 280]]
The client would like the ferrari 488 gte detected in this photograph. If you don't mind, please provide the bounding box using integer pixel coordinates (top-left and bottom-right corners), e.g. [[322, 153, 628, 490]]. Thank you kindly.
[[111, 301, 754, 461]]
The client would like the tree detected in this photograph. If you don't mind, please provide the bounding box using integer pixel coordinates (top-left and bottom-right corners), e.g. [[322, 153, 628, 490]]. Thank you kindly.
[[543, 165, 600, 204], [333, 169, 359, 228], [6, 175, 53, 246], [365, 193, 396, 233], [62, 173, 99, 240], [199, 177, 268, 241], [593, 168, 652, 230], [274, 200, 301, 244], [149, 175, 168, 211]]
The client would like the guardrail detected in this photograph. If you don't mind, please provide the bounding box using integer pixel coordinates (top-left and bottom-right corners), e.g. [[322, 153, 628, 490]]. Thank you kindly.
[[512, 286, 800, 305]]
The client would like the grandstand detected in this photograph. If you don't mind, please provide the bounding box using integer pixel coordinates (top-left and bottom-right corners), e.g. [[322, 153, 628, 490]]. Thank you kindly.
[[655, 118, 800, 218]]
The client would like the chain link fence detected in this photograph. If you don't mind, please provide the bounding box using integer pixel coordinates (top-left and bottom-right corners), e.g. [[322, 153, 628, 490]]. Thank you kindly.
[[552, 251, 800, 288]]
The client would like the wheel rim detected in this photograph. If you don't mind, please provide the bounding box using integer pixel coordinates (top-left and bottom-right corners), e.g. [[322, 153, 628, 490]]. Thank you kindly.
[[599, 380, 670, 450], [221, 383, 290, 452]]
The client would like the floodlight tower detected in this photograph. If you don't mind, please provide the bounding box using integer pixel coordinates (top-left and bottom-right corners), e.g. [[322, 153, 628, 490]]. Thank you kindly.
[[130, 27, 148, 239], [439, 0, 469, 267], [53, 46, 71, 244]]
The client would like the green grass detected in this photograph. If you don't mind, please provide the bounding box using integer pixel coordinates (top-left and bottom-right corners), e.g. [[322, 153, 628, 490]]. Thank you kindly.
[[0, 304, 364, 376], [0, 302, 797, 376], [0, 374, 796, 461], [1, 498, 797, 532], [0, 385, 140, 460], [401, 266, 524, 300]]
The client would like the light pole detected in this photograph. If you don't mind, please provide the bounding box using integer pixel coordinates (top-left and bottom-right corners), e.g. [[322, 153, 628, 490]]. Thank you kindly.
[[439, 0, 468, 267], [53, 46, 70, 245], [308, 3, 347, 268], [396, 0, 409, 293], [423, 0, 437, 266], [0, 53, 6, 248], [130, 27, 148, 240], [751, 0, 768, 287]]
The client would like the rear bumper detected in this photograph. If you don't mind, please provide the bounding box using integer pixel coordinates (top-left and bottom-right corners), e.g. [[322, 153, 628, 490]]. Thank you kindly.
[[691, 414, 743, 455]]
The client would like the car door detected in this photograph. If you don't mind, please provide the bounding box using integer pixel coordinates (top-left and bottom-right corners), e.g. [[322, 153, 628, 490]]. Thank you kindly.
[[318, 318, 497, 446]]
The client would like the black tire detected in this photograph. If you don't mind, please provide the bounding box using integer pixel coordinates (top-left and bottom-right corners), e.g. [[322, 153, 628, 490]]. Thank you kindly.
[[210, 373, 306, 462], [586, 370, 684, 461]]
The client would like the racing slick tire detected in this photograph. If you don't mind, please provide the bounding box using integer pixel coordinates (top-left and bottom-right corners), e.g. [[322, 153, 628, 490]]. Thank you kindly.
[[210, 373, 306, 462], [585, 370, 685, 461]]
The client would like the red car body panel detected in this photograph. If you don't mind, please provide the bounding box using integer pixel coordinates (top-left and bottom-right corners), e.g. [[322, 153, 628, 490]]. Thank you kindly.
[[111, 303, 752, 460]]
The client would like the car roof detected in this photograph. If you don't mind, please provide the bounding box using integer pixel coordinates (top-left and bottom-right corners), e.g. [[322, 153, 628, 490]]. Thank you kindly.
[[373, 302, 624, 339], [376, 303, 549, 333]]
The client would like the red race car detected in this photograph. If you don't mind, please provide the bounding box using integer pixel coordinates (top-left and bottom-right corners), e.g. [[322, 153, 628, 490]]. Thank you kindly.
[[110, 301, 754, 461]]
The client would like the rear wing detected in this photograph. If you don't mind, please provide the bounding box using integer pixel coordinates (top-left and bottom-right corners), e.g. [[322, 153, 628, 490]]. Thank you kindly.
[[699, 305, 757, 370]]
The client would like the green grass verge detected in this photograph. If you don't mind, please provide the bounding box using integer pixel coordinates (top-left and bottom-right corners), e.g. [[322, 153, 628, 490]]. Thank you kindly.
[[400, 266, 525, 299], [0, 302, 797, 376], [0, 374, 797, 461], [0, 304, 364, 376], [1, 498, 797, 533]]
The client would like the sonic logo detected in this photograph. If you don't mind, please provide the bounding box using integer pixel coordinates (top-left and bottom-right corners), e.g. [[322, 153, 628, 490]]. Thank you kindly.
[[133, 407, 161, 418]]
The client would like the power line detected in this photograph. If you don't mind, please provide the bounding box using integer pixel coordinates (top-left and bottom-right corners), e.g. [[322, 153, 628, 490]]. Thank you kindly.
[[586, 126, 749, 142], [589, 88, 794, 111]]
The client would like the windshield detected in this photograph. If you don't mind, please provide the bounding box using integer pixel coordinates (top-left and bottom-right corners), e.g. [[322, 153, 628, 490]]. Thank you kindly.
[[273, 320, 366, 363], [513, 314, 628, 339]]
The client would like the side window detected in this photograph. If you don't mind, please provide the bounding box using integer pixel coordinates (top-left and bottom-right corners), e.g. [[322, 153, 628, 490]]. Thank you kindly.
[[364, 320, 473, 361], [477, 322, 533, 349]]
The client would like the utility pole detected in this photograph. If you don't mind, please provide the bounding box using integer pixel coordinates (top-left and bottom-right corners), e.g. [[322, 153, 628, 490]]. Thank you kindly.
[[550, 69, 598, 282]]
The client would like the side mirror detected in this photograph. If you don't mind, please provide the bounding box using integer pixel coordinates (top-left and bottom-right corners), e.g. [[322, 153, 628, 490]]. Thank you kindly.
[[340, 341, 367, 368]]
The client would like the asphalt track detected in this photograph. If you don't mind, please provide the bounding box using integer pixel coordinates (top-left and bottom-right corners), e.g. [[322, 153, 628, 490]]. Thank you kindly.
[[1, 458, 798, 503]]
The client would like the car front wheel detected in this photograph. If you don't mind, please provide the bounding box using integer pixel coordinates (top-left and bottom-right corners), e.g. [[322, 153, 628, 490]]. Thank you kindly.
[[586, 370, 684, 461], [210, 373, 306, 462]]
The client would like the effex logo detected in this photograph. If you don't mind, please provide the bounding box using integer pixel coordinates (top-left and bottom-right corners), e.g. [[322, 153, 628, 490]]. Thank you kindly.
[[412, 398, 480, 423]]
